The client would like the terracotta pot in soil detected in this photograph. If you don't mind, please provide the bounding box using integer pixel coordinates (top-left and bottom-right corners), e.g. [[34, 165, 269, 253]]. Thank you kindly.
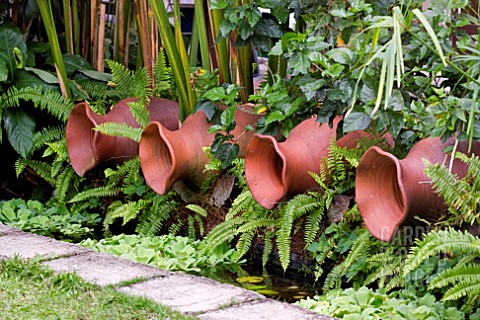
[[356, 137, 480, 242], [66, 97, 180, 176], [244, 116, 394, 210], [139, 105, 259, 195]]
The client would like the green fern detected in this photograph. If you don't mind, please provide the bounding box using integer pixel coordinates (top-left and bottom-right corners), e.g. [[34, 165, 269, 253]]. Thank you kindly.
[[323, 229, 372, 290], [0, 86, 73, 122], [69, 186, 122, 203], [153, 49, 174, 97], [94, 123, 143, 142], [404, 228, 480, 275], [135, 192, 179, 236], [404, 228, 480, 302], [277, 193, 322, 271], [103, 199, 150, 227], [127, 100, 151, 128]]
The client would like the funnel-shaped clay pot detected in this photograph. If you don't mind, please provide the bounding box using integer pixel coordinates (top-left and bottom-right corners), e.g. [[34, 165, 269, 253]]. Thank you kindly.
[[244, 117, 390, 209], [356, 138, 480, 242], [66, 97, 179, 176], [140, 106, 259, 195]]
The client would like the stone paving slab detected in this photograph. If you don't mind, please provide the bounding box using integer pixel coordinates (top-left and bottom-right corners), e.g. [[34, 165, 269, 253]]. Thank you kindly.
[[0, 230, 90, 259], [0, 224, 18, 236], [198, 299, 332, 320], [43, 251, 168, 286], [118, 273, 265, 314]]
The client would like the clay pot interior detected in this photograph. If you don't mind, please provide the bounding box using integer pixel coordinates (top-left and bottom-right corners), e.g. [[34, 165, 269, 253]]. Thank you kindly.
[[66, 97, 179, 176]]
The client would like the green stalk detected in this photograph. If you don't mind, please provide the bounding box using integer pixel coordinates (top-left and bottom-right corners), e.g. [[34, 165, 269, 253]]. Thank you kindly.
[[37, 0, 72, 99], [149, 0, 195, 117], [62, 0, 73, 54], [238, 44, 253, 101], [71, 0, 80, 54], [193, 0, 211, 70], [210, 7, 230, 83], [189, 20, 200, 67]]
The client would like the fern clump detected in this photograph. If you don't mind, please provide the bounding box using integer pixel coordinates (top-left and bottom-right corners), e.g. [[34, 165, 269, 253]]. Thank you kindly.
[[425, 152, 480, 226], [403, 228, 480, 300]]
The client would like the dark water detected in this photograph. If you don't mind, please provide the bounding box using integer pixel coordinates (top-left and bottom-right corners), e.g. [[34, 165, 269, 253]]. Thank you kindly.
[[204, 251, 316, 303]]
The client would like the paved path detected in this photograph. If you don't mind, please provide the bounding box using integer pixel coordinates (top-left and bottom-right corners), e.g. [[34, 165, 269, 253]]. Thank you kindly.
[[0, 225, 332, 320]]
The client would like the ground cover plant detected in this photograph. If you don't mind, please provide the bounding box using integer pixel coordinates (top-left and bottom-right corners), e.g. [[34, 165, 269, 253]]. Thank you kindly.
[[0, 257, 196, 320]]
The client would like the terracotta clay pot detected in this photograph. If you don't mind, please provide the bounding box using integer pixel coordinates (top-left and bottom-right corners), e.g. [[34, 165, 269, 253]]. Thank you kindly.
[[244, 117, 393, 209], [139, 105, 259, 195], [66, 97, 179, 176], [356, 137, 480, 242]]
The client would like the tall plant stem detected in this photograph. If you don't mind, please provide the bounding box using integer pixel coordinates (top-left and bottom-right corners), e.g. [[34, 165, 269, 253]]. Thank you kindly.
[[71, 0, 80, 54], [134, 0, 153, 78], [62, 0, 73, 54], [193, 0, 211, 70], [37, 0, 72, 99], [90, 0, 98, 66], [149, 0, 196, 118], [97, 4, 106, 71], [189, 21, 200, 67], [209, 6, 230, 83]]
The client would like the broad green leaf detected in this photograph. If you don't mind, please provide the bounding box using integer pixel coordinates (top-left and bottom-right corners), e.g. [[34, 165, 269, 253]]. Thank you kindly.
[[14, 69, 59, 90], [0, 27, 27, 82], [327, 48, 354, 64], [24, 67, 59, 84], [265, 110, 286, 125], [218, 143, 239, 169], [78, 69, 113, 82], [3, 108, 35, 158], [60, 54, 93, 76], [0, 59, 7, 82], [344, 112, 371, 132]]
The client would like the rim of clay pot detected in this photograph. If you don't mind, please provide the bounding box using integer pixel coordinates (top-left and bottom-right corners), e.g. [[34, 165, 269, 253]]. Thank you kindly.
[[356, 146, 406, 242], [139, 121, 177, 195], [245, 134, 287, 210], [66, 102, 101, 176]]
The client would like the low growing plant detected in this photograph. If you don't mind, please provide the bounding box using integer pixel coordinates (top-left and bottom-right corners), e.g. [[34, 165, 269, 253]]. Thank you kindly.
[[81, 234, 245, 275], [0, 198, 100, 242], [297, 286, 464, 319]]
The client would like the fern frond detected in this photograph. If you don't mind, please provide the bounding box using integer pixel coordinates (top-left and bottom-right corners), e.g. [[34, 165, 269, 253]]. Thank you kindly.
[[135, 193, 178, 236], [107, 60, 135, 99], [32, 126, 65, 152], [103, 199, 150, 227], [153, 49, 174, 96], [55, 166, 76, 202], [16, 159, 55, 184], [226, 189, 259, 219], [133, 67, 152, 102], [236, 230, 255, 257], [262, 231, 274, 267], [424, 160, 473, 222], [433, 264, 480, 300], [69, 186, 121, 202], [107, 158, 140, 185], [323, 229, 372, 290], [304, 206, 326, 246], [127, 100, 150, 128], [404, 228, 480, 275], [186, 204, 208, 217], [1, 86, 73, 122], [94, 123, 142, 142], [277, 193, 321, 271]]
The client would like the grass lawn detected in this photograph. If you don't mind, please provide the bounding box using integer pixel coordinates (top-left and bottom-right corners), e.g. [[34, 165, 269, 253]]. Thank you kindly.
[[0, 257, 196, 320]]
